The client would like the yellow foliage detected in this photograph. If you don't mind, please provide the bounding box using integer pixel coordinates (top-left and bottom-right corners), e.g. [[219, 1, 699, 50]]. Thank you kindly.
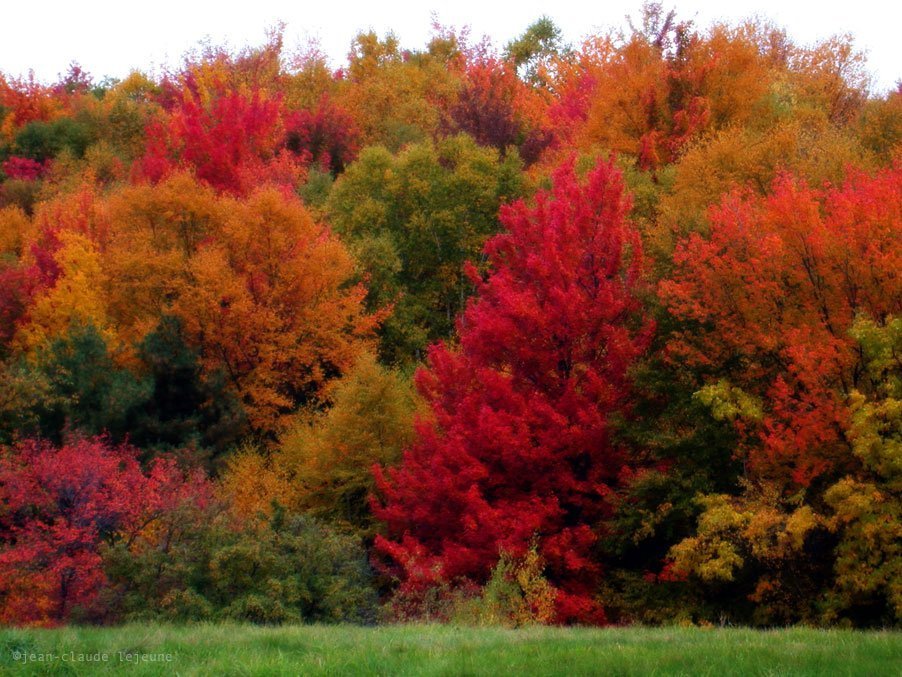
[[654, 119, 873, 257], [283, 44, 338, 110], [15, 230, 116, 353], [458, 543, 558, 627], [670, 488, 820, 583], [846, 317, 902, 490], [511, 546, 559, 626], [0, 206, 31, 256], [335, 32, 460, 149], [823, 477, 902, 621], [669, 494, 748, 582], [278, 352, 416, 533], [217, 353, 417, 533], [694, 379, 764, 422], [788, 34, 869, 125], [218, 446, 293, 522], [108, 71, 159, 103]]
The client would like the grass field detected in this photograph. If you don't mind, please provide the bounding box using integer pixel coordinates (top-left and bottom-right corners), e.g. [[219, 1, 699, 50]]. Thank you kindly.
[[0, 624, 899, 676]]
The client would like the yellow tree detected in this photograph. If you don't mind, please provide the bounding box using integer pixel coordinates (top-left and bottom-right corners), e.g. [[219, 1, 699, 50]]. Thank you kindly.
[[6, 184, 118, 354], [218, 352, 418, 530], [14, 230, 115, 353], [279, 353, 418, 535], [0, 206, 30, 256], [335, 31, 462, 150]]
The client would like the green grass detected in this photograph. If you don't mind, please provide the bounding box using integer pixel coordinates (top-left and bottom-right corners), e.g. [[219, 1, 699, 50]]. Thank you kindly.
[[0, 624, 899, 676]]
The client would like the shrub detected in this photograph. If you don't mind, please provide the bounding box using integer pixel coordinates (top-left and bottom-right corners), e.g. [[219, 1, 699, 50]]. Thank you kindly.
[[104, 507, 378, 624]]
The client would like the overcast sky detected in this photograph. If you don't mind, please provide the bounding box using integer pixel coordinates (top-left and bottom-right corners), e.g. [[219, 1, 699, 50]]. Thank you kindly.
[[1, 1, 899, 92]]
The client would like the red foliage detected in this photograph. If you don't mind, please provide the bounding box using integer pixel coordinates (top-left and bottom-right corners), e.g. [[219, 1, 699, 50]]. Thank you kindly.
[[283, 97, 361, 175], [2, 157, 47, 181], [0, 185, 112, 346], [0, 264, 34, 347], [373, 157, 652, 624], [661, 166, 902, 488], [447, 59, 522, 152], [136, 82, 304, 195], [0, 74, 60, 129], [0, 230, 63, 349], [444, 57, 553, 165], [548, 71, 595, 132], [0, 437, 211, 626], [51, 63, 93, 97], [626, 52, 713, 170]]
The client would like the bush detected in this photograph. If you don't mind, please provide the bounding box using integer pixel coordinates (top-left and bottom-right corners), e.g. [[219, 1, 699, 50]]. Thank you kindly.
[[381, 544, 557, 626], [104, 507, 378, 625]]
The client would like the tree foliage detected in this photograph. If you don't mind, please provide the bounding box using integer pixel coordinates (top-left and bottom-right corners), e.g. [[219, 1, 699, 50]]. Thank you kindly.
[[0, 13, 898, 628], [327, 135, 523, 363], [0, 437, 210, 626], [374, 158, 651, 623]]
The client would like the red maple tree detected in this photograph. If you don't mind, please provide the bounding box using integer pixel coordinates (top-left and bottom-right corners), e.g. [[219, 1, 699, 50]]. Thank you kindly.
[[283, 96, 361, 175], [373, 157, 652, 623]]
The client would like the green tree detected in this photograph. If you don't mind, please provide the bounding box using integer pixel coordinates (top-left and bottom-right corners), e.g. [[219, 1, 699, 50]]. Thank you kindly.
[[327, 134, 524, 364], [130, 315, 247, 468], [10, 322, 150, 443], [504, 17, 568, 87]]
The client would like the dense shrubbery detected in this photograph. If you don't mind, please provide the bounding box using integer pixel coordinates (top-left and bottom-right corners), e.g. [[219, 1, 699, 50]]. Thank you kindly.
[[0, 3, 899, 627], [104, 507, 377, 624]]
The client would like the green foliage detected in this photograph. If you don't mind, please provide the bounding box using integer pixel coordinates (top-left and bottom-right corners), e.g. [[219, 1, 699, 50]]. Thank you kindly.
[[504, 17, 568, 87], [597, 569, 712, 626], [104, 507, 377, 625], [327, 134, 525, 364], [280, 353, 417, 535], [0, 625, 900, 676], [599, 340, 743, 624], [0, 318, 244, 465], [13, 115, 98, 162], [297, 166, 334, 215], [0, 362, 53, 445], [9, 322, 151, 443], [131, 315, 247, 468]]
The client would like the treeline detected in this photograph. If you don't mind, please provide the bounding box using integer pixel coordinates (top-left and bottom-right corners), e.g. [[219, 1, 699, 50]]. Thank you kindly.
[[0, 3, 899, 627]]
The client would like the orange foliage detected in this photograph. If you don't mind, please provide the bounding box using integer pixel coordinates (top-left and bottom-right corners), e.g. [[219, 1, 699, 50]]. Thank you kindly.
[[169, 188, 382, 432], [662, 166, 902, 487]]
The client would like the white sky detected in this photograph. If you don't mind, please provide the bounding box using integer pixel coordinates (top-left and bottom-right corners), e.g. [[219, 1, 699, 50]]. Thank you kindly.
[[1, 1, 899, 92]]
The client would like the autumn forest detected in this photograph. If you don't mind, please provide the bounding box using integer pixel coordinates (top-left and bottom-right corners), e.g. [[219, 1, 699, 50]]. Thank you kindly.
[[0, 4, 899, 630]]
